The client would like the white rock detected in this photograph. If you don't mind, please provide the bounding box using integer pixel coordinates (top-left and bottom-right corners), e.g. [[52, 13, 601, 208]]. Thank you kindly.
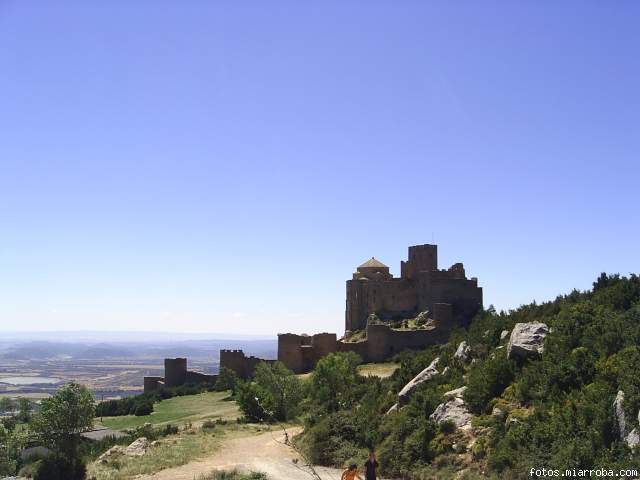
[[430, 397, 472, 430], [500, 330, 510, 341], [454, 341, 471, 362], [444, 386, 467, 398], [626, 428, 640, 449], [491, 406, 505, 418], [397, 357, 440, 406], [125, 437, 151, 456], [507, 322, 549, 360], [614, 390, 628, 439], [98, 445, 126, 463]]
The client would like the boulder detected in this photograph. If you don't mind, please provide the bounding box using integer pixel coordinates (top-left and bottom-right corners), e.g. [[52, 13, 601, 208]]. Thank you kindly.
[[491, 406, 505, 419], [98, 445, 126, 463], [613, 390, 640, 449], [500, 330, 510, 341], [444, 386, 467, 399], [614, 390, 628, 439], [626, 428, 640, 449], [430, 396, 472, 430], [507, 322, 549, 360], [454, 341, 471, 362], [397, 357, 440, 406], [386, 403, 398, 415], [125, 437, 151, 456]]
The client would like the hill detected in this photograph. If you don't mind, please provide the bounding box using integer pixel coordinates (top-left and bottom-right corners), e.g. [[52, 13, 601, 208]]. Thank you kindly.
[[293, 273, 640, 479]]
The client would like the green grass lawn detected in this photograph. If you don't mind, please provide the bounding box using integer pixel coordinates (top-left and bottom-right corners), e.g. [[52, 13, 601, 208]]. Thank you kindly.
[[99, 391, 240, 430], [357, 362, 399, 378]]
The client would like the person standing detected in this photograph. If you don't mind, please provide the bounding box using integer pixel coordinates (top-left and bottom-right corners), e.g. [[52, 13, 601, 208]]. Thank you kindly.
[[364, 451, 379, 480]]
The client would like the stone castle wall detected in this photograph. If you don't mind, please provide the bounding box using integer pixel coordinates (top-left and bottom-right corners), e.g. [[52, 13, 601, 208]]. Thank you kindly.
[[277, 244, 483, 373], [144, 243, 483, 385], [346, 244, 482, 331], [220, 349, 276, 379], [144, 357, 217, 394], [279, 302, 455, 372]]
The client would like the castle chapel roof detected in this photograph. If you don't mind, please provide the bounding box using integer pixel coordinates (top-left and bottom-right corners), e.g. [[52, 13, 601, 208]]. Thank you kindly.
[[358, 257, 388, 269]]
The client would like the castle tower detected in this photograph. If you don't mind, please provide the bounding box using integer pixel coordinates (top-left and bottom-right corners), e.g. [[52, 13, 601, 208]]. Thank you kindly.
[[164, 358, 187, 387], [401, 244, 437, 279]]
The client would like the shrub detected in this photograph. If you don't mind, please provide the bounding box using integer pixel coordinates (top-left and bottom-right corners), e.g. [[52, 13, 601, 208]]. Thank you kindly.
[[215, 367, 239, 393], [236, 362, 302, 422], [309, 352, 362, 413], [464, 349, 516, 413], [33, 456, 86, 480], [134, 401, 153, 416]]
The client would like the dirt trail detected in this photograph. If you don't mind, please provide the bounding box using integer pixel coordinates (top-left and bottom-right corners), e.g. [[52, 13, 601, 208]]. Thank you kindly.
[[139, 427, 345, 480]]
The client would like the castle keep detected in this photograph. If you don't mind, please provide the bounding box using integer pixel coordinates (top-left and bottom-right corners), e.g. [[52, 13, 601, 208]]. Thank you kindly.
[[144, 243, 483, 389], [278, 244, 483, 373], [347, 244, 482, 331]]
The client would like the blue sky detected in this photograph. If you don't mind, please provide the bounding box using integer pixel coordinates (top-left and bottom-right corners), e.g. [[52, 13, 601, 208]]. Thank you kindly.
[[1, 1, 638, 335]]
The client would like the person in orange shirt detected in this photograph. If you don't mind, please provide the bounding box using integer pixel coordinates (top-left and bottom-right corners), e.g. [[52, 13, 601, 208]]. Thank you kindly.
[[341, 464, 364, 480]]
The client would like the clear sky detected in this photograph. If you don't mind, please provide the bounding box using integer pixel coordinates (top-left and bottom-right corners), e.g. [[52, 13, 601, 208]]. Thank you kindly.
[[1, 1, 638, 335]]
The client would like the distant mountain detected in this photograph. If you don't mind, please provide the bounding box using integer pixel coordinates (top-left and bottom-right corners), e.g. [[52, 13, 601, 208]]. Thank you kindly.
[[74, 343, 134, 359], [0, 338, 277, 361], [0, 341, 86, 359]]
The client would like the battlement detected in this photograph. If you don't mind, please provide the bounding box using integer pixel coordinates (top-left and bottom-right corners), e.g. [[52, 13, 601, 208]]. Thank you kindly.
[[220, 348, 274, 379], [278, 244, 483, 373], [143, 357, 217, 394], [143, 243, 484, 383]]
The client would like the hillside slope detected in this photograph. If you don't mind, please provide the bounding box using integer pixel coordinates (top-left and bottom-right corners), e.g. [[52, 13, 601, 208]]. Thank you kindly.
[[299, 273, 640, 479]]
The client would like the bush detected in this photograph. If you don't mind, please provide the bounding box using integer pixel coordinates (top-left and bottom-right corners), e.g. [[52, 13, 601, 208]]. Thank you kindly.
[[134, 401, 153, 416], [309, 352, 362, 413], [33, 456, 86, 480], [464, 349, 516, 413], [236, 362, 302, 422], [215, 367, 239, 393]]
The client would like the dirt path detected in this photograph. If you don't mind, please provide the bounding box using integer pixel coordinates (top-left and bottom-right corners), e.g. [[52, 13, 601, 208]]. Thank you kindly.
[[139, 427, 345, 480]]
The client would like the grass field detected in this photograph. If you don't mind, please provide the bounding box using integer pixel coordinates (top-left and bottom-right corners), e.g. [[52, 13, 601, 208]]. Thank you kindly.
[[357, 362, 399, 378], [99, 391, 239, 430], [88, 423, 269, 480]]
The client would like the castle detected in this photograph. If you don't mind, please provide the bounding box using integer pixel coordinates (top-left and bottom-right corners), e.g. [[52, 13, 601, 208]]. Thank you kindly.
[[277, 244, 483, 373], [144, 243, 482, 392]]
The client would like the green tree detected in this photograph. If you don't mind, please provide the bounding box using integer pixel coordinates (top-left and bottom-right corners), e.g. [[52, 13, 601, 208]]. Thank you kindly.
[[16, 397, 33, 422], [0, 397, 15, 415], [215, 367, 239, 393], [236, 362, 302, 422], [0, 423, 27, 476], [309, 352, 362, 413], [31, 382, 95, 469], [253, 362, 302, 421]]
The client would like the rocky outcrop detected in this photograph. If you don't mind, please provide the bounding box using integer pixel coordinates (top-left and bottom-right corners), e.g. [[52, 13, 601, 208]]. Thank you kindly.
[[98, 445, 126, 463], [454, 341, 471, 362], [613, 390, 640, 449], [500, 330, 510, 341], [125, 437, 151, 456], [614, 390, 628, 438], [444, 386, 467, 399], [387, 357, 441, 413], [397, 357, 440, 406], [430, 388, 472, 430], [507, 322, 549, 360]]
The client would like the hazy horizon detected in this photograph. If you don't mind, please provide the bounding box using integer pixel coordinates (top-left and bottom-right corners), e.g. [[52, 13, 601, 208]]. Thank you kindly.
[[0, 330, 275, 341], [1, 2, 638, 335]]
